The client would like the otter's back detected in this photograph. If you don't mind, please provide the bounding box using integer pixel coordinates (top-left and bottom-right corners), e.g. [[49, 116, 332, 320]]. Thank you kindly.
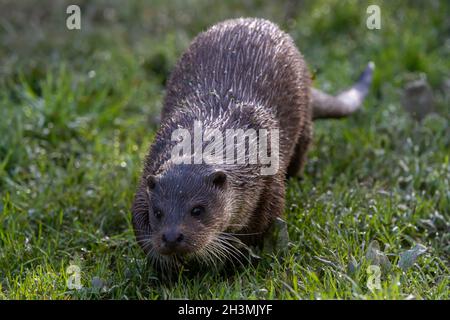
[[163, 18, 311, 158]]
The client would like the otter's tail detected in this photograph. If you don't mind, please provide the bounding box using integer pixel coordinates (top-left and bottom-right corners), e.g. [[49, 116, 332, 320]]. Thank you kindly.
[[312, 62, 375, 119]]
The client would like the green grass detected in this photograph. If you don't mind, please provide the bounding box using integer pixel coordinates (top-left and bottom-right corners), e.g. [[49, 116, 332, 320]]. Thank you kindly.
[[0, 0, 449, 299]]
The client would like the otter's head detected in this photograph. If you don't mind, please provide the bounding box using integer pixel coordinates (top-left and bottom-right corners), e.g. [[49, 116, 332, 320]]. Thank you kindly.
[[132, 164, 234, 267]]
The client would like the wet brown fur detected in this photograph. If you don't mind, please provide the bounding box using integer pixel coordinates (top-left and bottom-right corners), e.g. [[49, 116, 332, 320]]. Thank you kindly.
[[132, 18, 313, 263]]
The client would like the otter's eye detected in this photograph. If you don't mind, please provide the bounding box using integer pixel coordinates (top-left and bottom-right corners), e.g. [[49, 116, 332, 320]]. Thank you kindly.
[[190, 206, 204, 217], [154, 209, 163, 219]]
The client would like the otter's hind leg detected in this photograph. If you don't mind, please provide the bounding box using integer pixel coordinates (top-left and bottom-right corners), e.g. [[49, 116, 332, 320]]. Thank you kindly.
[[286, 129, 312, 178]]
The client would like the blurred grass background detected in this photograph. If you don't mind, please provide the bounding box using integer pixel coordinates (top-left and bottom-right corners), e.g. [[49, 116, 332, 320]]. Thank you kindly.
[[0, 0, 449, 299]]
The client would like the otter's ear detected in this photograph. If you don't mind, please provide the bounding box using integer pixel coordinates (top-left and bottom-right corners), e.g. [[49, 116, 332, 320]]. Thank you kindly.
[[146, 174, 157, 190], [208, 171, 227, 188]]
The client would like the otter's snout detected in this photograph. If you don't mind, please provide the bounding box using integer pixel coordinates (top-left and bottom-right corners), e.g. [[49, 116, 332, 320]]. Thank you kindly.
[[159, 228, 186, 255]]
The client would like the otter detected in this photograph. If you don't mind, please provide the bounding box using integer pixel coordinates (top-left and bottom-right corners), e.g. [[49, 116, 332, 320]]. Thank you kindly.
[[132, 18, 374, 270]]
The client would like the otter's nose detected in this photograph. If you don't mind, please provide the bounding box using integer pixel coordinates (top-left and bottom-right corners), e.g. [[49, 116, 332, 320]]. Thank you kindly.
[[161, 229, 184, 249]]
